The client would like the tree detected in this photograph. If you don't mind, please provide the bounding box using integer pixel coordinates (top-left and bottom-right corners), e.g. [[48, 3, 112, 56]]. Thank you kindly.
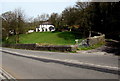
[[75, 2, 90, 10], [2, 8, 26, 43], [13, 8, 26, 43], [75, 2, 92, 37], [62, 7, 79, 26], [38, 13, 49, 21], [2, 11, 15, 41], [89, 2, 120, 40], [31, 13, 50, 28], [49, 13, 58, 26], [49, 13, 61, 30]]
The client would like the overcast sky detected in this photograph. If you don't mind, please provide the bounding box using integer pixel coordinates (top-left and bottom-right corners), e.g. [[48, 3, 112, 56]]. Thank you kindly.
[[0, 0, 77, 18]]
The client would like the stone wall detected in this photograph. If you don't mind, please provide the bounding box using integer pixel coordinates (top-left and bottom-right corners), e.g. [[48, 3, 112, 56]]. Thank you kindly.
[[79, 33, 105, 47], [88, 34, 105, 46], [2, 44, 77, 52]]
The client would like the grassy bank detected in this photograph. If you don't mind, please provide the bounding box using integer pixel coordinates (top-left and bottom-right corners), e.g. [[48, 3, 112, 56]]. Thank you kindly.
[[5, 32, 83, 45]]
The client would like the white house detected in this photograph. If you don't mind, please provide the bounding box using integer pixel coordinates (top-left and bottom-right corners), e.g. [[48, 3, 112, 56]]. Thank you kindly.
[[28, 30, 34, 33], [36, 22, 55, 32]]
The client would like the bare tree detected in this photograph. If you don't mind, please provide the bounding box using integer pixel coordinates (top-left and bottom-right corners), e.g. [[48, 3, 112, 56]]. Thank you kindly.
[[13, 8, 25, 43], [39, 13, 49, 21], [2, 8, 26, 44], [2, 11, 15, 41], [76, 2, 90, 10]]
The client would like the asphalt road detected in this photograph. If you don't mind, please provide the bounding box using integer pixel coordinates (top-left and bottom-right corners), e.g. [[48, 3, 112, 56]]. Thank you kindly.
[[0, 48, 119, 79], [2, 47, 119, 67]]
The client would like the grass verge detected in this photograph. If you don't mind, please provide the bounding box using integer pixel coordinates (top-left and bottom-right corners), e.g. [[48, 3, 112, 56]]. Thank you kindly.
[[78, 42, 105, 50]]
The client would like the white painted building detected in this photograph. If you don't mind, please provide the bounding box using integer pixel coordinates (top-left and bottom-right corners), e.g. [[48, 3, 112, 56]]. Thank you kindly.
[[36, 22, 55, 32], [28, 30, 34, 33]]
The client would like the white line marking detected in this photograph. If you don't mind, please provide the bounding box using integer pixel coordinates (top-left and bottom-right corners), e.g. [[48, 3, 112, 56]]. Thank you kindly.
[[0, 67, 16, 79]]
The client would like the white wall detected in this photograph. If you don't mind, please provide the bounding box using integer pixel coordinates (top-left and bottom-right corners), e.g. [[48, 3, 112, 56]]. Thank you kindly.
[[28, 30, 34, 33], [36, 24, 55, 32]]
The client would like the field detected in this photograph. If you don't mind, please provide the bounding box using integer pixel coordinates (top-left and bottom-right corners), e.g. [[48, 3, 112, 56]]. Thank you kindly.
[[6, 32, 83, 45]]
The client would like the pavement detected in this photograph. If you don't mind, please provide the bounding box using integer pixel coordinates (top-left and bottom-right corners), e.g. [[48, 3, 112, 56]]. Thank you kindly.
[[78, 39, 120, 56], [77, 46, 114, 55]]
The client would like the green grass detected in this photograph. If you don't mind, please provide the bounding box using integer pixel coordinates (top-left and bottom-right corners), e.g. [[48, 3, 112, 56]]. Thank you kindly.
[[6, 32, 83, 45]]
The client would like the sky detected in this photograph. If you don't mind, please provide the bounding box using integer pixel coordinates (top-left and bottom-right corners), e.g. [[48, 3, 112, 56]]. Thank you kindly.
[[1, 0, 118, 18], [0, 0, 77, 18]]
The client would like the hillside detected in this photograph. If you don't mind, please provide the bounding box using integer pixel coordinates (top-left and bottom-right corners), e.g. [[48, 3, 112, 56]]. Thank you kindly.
[[6, 32, 83, 45]]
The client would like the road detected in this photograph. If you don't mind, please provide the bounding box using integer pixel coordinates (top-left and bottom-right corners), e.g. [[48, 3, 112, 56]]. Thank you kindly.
[[0, 47, 119, 79]]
